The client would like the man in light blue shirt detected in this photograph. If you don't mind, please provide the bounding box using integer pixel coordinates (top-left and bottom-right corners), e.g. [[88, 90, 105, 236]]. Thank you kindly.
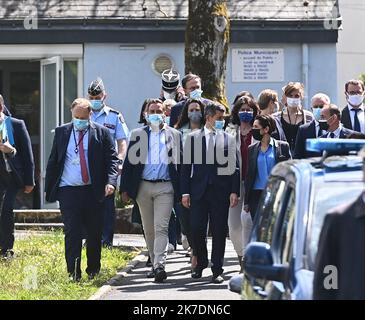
[[88, 77, 129, 248]]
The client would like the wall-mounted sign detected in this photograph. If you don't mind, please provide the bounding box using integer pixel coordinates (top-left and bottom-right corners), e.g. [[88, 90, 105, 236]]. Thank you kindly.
[[232, 48, 284, 82]]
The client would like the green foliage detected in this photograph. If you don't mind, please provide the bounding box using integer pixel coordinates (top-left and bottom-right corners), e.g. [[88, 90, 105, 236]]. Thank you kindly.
[[0, 232, 136, 300]]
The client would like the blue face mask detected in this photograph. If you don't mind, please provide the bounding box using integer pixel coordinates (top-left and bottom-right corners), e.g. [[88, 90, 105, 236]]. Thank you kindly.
[[73, 118, 89, 131], [148, 114, 164, 128], [165, 116, 170, 126], [312, 108, 322, 121], [239, 111, 254, 123], [90, 99, 104, 111], [189, 89, 203, 100], [215, 120, 225, 130]]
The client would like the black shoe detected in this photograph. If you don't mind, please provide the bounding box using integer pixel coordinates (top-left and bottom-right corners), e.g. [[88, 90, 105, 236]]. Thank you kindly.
[[146, 256, 152, 267], [191, 268, 203, 279], [1, 249, 14, 260], [87, 272, 99, 280], [211, 274, 224, 284], [154, 267, 167, 283], [146, 268, 155, 278]]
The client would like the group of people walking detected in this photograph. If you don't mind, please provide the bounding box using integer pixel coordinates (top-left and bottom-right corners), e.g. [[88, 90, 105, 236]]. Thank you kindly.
[[0, 68, 364, 285]]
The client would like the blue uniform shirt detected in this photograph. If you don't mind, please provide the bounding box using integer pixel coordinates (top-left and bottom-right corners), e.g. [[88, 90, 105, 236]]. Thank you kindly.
[[60, 128, 91, 187], [91, 105, 129, 143], [253, 138, 276, 190], [142, 126, 171, 181]]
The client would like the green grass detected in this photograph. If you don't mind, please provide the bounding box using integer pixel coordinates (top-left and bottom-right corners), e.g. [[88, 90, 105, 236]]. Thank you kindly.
[[0, 232, 137, 300]]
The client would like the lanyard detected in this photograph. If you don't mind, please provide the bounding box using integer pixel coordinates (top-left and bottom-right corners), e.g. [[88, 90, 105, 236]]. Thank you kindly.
[[72, 128, 89, 154]]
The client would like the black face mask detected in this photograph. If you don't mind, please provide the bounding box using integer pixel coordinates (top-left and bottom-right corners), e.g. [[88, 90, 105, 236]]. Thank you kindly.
[[252, 128, 263, 141], [318, 120, 329, 132]]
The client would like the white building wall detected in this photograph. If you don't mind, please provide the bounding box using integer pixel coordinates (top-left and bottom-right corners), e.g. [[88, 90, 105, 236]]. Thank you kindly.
[[337, 0, 365, 107]]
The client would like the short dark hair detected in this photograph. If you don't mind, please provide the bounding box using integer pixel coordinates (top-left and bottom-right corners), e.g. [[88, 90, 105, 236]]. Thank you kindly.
[[327, 104, 341, 121], [181, 73, 201, 89], [345, 79, 365, 92], [255, 114, 276, 134], [204, 102, 225, 118], [230, 96, 259, 126]]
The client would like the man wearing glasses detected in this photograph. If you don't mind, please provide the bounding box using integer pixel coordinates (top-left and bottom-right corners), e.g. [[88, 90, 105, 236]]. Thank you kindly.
[[341, 79, 365, 134], [294, 93, 331, 159]]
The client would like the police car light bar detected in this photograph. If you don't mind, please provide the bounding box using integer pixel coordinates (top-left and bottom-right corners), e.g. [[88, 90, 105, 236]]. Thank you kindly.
[[306, 138, 365, 153]]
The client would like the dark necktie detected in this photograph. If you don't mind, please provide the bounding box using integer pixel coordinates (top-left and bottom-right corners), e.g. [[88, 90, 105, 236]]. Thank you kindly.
[[329, 132, 335, 138], [206, 131, 215, 165], [352, 108, 361, 132], [78, 131, 89, 183]]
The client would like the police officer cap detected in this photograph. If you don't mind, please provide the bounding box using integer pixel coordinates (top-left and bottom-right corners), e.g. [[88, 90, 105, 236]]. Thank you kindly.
[[161, 69, 180, 92], [88, 77, 105, 96]]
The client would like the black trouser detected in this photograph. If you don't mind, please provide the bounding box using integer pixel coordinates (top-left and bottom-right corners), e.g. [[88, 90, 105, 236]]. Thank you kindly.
[[57, 186, 103, 278], [248, 189, 263, 221], [0, 180, 20, 251], [190, 185, 229, 276], [175, 203, 193, 251], [102, 194, 115, 246]]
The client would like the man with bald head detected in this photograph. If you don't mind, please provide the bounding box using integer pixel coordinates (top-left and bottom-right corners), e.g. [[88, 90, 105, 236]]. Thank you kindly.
[[45, 98, 119, 281], [319, 104, 355, 139], [294, 93, 331, 159]]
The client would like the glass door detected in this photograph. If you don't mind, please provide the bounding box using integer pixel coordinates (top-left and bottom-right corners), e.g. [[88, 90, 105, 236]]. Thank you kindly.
[[40, 56, 62, 208]]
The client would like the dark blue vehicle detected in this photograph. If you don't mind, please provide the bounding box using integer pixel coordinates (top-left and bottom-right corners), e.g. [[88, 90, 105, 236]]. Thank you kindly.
[[242, 139, 365, 300]]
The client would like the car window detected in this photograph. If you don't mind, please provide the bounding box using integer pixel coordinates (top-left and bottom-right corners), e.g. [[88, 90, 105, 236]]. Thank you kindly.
[[279, 188, 295, 264], [255, 178, 287, 244], [307, 179, 364, 269]]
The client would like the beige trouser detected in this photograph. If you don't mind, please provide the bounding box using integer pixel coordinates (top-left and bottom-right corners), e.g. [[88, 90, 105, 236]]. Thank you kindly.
[[136, 181, 174, 269], [228, 181, 253, 256]]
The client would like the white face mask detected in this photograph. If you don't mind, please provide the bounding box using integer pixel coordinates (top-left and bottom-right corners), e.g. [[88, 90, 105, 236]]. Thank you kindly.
[[347, 94, 363, 107], [287, 97, 301, 108]]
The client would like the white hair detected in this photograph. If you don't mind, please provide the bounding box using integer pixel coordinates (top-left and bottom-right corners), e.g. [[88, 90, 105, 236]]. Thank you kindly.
[[311, 93, 331, 105]]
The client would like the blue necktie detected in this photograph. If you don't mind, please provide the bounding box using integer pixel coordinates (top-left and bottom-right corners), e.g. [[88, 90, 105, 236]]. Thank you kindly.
[[352, 109, 361, 132]]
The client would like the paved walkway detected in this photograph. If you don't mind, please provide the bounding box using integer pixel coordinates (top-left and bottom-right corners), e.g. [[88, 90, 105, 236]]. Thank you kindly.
[[102, 235, 241, 300]]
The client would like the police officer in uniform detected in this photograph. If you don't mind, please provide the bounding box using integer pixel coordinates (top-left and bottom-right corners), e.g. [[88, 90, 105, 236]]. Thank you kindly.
[[160, 69, 185, 103], [88, 77, 129, 248]]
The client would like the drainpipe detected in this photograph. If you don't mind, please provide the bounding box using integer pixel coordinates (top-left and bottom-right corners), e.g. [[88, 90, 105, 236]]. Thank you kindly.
[[302, 43, 309, 110]]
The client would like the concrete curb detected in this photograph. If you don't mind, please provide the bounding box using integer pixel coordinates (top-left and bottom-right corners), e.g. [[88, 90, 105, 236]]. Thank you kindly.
[[88, 250, 148, 300]]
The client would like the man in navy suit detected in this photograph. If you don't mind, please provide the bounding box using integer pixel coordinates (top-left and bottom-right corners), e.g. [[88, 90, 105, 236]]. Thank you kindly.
[[319, 104, 355, 139], [294, 93, 331, 159], [0, 95, 34, 259], [181, 103, 240, 283], [341, 79, 365, 134], [120, 99, 182, 283], [45, 98, 118, 281], [169, 73, 212, 127]]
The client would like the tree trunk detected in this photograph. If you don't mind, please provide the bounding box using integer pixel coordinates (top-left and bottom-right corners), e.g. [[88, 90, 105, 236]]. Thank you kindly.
[[185, 0, 230, 110]]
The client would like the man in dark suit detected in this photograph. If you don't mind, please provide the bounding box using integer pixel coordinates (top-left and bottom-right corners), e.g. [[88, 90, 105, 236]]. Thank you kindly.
[[169, 73, 212, 127], [181, 103, 240, 283], [120, 99, 182, 283], [294, 93, 331, 159], [341, 79, 365, 134], [0, 95, 34, 259], [319, 104, 355, 139], [313, 148, 365, 299], [45, 98, 118, 281]]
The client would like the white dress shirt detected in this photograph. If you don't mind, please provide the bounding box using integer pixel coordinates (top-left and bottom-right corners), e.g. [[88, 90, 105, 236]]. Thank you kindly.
[[326, 124, 342, 138], [204, 126, 216, 150], [348, 104, 365, 133]]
